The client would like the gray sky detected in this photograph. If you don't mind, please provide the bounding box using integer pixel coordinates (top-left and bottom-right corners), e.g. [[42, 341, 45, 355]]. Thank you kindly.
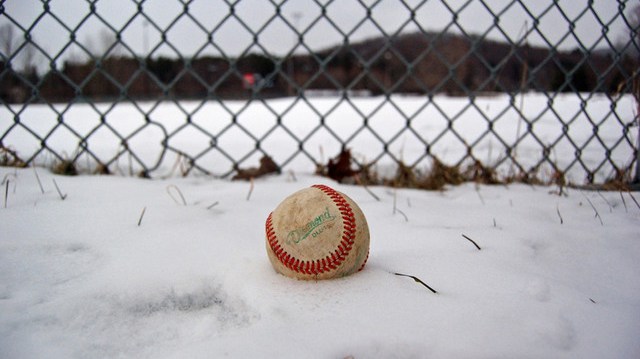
[[1, 0, 635, 71]]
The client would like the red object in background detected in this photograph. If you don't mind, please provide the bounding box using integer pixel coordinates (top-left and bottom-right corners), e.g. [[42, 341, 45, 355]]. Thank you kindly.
[[243, 73, 255, 89]]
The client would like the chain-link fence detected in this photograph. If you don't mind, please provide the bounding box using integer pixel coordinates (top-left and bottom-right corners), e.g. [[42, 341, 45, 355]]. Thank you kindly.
[[1, 0, 639, 185]]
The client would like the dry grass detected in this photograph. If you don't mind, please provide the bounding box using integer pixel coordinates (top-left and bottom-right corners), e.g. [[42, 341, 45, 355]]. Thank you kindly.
[[94, 162, 111, 175], [0, 146, 27, 168], [601, 168, 634, 191], [233, 155, 279, 181], [0, 145, 636, 192], [316, 148, 638, 192], [464, 160, 499, 185], [52, 159, 78, 176]]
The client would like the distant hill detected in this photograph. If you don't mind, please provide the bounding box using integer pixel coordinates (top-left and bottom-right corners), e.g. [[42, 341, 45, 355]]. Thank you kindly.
[[295, 31, 634, 95], [1, 31, 636, 103]]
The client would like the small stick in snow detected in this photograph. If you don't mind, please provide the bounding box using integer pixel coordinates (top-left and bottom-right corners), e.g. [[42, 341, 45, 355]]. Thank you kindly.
[[619, 191, 628, 213], [32, 163, 45, 194], [391, 188, 407, 220], [246, 177, 254, 201], [137, 207, 146, 226], [166, 184, 187, 205], [207, 201, 219, 210], [364, 184, 380, 202], [475, 184, 485, 205], [128, 151, 134, 176], [461, 234, 482, 250], [396, 208, 409, 222], [354, 174, 380, 202], [288, 170, 297, 182], [581, 191, 603, 226], [319, 145, 325, 165], [627, 191, 640, 211], [493, 218, 497, 227], [1, 173, 15, 186], [394, 272, 438, 294], [556, 204, 564, 224], [597, 191, 613, 212], [589, 298, 597, 304], [393, 187, 397, 214], [2, 173, 18, 208], [3, 179, 8, 208], [52, 179, 67, 200]]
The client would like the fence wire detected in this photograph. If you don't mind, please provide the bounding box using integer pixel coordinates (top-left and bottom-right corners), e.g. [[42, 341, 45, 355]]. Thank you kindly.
[[1, 0, 639, 184]]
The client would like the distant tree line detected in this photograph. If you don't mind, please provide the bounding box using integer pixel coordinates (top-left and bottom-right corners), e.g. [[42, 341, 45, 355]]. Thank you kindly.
[[1, 31, 637, 103]]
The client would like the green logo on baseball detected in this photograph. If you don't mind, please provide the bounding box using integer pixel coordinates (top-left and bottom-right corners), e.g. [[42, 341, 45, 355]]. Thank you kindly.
[[287, 207, 337, 244]]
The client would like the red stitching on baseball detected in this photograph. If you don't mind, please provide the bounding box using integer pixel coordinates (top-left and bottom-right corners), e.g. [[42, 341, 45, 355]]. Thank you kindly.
[[265, 184, 358, 276], [358, 250, 369, 272]]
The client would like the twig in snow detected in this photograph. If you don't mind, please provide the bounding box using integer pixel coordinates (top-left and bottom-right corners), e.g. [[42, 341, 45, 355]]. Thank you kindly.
[[1, 173, 16, 186], [166, 184, 187, 205], [475, 184, 485, 205], [32, 163, 45, 194], [589, 298, 597, 304], [597, 191, 613, 212], [288, 170, 297, 182], [365, 184, 381, 202], [396, 208, 409, 222], [393, 187, 397, 214], [627, 191, 640, 211], [391, 188, 408, 221], [581, 191, 603, 225], [355, 174, 380, 201], [394, 272, 438, 294], [493, 218, 497, 227], [137, 207, 146, 226], [3, 179, 8, 208], [461, 234, 482, 250], [128, 151, 134, 176], [52, 179, 67, 200], [319, 145, 325, 165], [2, 173, 19, 208], [619, 191, 628, 213], [556, 204, 564, 224], [207, 201, 219, 210], [246, 177, 254, 201]]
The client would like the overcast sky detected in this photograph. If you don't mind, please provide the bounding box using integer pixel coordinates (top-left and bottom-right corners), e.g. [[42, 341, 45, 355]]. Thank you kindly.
[[1, 0, 636, 70]]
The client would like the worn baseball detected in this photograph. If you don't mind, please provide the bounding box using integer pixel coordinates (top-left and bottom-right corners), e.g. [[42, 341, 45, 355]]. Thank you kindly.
[[265, 184, 370, 280]]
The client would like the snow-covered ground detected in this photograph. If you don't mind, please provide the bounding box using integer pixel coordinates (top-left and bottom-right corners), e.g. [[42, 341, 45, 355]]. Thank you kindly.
[[1, 93, 637, 182], [1, 166, 639, 358], [1, 93, 639, 358]]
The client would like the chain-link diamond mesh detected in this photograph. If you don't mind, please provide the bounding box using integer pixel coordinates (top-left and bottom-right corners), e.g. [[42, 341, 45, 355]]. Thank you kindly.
[[1, 0, 639, 184]]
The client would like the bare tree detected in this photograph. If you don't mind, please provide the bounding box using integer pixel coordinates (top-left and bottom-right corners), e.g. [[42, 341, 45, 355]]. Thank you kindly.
[[83, 29, 123, 59], [631, 4, 640, 32], [629, 4, 640, 58], [83, 33, 98, 58], [0, 23, 17, 57], [21, 41, 39, 77], [101, 29, 124, 57]]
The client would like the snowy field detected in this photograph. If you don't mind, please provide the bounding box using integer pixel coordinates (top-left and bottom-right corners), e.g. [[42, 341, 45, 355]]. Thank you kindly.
[[1, 167, 639, 358], [1, 93, 637, 182], [1, 93, 640, 358]]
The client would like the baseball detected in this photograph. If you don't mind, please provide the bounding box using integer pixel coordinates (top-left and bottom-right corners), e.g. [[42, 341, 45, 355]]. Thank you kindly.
[[265, 184, 370, 280]]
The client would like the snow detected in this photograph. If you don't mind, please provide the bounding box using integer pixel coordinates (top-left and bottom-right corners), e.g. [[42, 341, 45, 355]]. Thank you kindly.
[[1, 93, 637, 182], [1, 167, 639, 358], [1, 93, 640, 358]]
